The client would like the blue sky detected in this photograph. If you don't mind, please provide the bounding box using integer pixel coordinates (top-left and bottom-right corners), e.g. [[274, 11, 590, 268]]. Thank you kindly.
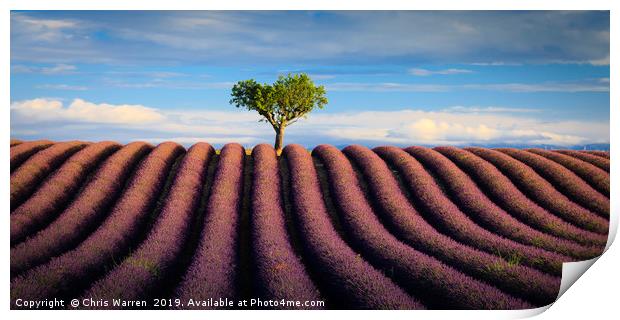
[[10, 11, 610, 147]]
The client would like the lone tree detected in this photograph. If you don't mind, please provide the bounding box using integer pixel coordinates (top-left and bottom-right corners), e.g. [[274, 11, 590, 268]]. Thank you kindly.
[[230, 73, 328, 154]]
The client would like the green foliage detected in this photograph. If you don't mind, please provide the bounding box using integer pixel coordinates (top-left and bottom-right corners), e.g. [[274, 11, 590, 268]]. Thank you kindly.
[[230, 73, 328, 131]]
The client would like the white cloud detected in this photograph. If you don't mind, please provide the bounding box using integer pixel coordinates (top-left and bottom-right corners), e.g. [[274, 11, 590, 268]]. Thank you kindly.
[[542, 55, 610, 67], [326, 80, 608, 93], [11, 65, 35, 73], [10, 98, 269, 144], [400, 119, 500, 142], [326, 82, 449, 92], [102, 78, 234, 90], [11, 98, 165, 125], [307, 74, 337, 80], [462, 82, 609, 93], [468, 62, 522, 66], [10, 12, 609, 66], [409, 68, 473, 76], [41, 64, 77, 74], [589, 55, 610, 66], [36, 84, 88, 91], [20, 17, 76, 29], [12, 63, 77, 75], [104, 71, 187, 78], [12, 13, 78, 42], [297, 109, 608, 146], [442, 106, 541, 113], [10, 98, 609, 147]]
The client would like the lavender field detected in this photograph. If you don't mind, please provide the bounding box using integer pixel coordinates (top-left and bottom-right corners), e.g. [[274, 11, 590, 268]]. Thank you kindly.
[[9, 139, 610, 310]]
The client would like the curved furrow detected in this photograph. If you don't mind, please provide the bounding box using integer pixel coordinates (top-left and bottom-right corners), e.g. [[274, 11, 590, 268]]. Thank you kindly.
[[350, 145, 560, 306], [555, 150, 610, 172], [11, 141, 121, 245], [581, 150, 609, 159], [315, 145, 528, 309], [10, 140, 53, 172], [237, 150, 253, 303], [10, 142, 153, 277], [11, 139, 23, 147], [10, 142, 184, 306], [375, 146, 564, 276], [173, 143, 245, 309], [11, 141, 89, 210], [497, 148, 609, 217], [282, 144, 422, 310], [250, 144, 323, 309], [81, 143, 213, 307], [278, 155, 318, 280], [466, 147, 608, 235], [436, 146, 607, 248], [527, 148, 609, 197], [155, 150, 219, 305], [405, 146, 599, 260]]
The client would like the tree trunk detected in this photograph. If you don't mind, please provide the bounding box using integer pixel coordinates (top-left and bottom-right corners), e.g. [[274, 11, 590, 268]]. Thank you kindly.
[[274, 126, 285, 155]]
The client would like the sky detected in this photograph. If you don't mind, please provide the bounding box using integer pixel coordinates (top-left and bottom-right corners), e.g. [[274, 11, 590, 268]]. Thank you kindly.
[[10, 11, 610, 148]]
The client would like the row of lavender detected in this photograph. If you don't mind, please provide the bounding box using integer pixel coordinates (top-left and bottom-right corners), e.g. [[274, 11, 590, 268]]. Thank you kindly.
[[10, 140, 610, 309]]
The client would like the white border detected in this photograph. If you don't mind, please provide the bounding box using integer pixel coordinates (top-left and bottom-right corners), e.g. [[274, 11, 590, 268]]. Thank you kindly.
[[2, 1, 617, 320]]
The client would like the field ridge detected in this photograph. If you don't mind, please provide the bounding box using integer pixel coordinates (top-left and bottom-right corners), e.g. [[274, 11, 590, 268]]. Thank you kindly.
[[10, 140, 610, 310]]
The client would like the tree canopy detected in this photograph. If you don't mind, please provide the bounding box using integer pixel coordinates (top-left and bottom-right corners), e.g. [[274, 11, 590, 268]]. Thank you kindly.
[[230, 73, 328, 153]]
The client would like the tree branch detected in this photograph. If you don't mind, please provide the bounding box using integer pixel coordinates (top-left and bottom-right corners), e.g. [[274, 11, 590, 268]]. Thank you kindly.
[[286, 117, 301, 127]]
